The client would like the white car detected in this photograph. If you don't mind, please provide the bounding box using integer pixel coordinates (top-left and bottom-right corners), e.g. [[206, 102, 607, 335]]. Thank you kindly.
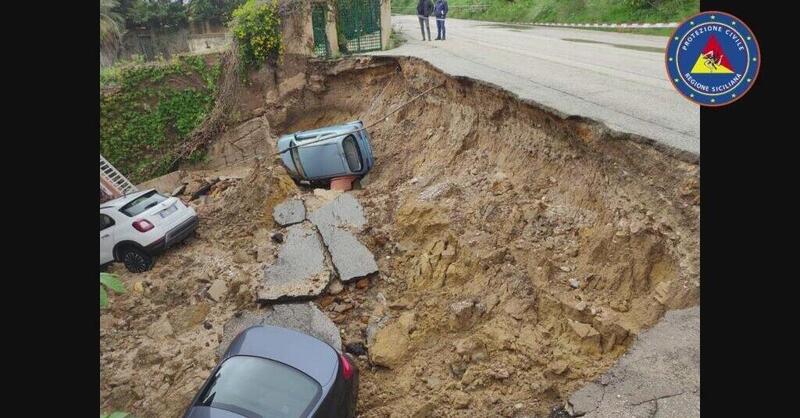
[[100, 189, 198, 272]]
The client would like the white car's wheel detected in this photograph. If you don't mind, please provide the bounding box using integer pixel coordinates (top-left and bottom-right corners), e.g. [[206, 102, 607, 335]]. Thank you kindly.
[[121, 246, 154, 273]]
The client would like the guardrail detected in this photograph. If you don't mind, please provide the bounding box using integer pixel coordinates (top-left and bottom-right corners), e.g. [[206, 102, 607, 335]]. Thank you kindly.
[[530, 22, 678, 28]]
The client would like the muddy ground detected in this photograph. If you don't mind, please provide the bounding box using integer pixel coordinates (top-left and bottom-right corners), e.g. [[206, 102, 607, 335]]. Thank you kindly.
[[100, 56, 699, 418]]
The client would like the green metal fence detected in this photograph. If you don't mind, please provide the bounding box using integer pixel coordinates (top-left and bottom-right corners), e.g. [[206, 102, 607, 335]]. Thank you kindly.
[[337, 0, 382, 53], [312, 4, 330, 58]]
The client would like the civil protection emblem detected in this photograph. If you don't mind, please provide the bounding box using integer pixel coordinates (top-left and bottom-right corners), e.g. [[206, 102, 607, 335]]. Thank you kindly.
[[666, 11, 760, 106]]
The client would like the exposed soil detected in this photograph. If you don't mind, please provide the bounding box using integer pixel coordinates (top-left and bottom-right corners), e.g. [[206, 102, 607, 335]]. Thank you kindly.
[[100, 55, 699, 418]]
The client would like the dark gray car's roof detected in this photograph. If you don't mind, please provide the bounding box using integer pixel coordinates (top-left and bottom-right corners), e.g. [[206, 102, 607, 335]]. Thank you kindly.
[[184, 406, 247, 418], [224, 325, 339, 387]]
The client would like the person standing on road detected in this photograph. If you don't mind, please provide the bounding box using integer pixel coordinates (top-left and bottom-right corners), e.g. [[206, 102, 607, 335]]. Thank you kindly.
[[434, 0, 448, 40], [417, 0, 434, 41]]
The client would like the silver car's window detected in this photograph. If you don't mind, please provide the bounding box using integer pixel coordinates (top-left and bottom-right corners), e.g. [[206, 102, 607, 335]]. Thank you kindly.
[[342, 135, 362, 172], [196, 355, 322, 418]]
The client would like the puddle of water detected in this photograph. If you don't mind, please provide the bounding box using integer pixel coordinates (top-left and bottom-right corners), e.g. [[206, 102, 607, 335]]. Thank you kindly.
[[562, 37, 664, 53]]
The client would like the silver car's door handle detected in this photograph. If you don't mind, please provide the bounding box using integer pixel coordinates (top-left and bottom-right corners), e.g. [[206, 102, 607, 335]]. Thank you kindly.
[[101, 234, 110, 238]]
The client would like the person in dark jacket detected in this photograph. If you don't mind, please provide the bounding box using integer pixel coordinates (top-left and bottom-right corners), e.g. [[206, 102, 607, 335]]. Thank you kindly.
[[434, 0, 448, 40], [417, 0, 434, 41]]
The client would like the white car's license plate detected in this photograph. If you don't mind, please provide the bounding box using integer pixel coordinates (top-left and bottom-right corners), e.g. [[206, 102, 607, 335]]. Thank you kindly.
[[160, 204, 177, 218]]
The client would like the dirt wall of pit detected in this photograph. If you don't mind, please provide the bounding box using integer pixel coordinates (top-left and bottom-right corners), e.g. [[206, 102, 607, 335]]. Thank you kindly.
[[100, 55, 699, 418]]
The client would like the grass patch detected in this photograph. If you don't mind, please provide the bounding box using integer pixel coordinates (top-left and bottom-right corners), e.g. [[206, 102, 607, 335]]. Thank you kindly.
[[392, 0, 698, 25], [100, 55, 221, 183]]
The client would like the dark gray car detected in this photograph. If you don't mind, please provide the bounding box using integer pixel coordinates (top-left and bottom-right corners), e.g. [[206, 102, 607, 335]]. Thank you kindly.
[[183, 325, 358, 418]]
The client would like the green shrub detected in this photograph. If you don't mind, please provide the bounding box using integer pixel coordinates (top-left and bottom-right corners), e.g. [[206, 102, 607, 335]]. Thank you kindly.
[[100, 273, 126, 309], [231, 0, 283, 68], [99, 55, 221, 183]]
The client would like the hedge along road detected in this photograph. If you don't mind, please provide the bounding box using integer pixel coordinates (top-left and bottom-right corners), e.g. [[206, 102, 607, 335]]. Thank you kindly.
[[370, 16, 700, 156]]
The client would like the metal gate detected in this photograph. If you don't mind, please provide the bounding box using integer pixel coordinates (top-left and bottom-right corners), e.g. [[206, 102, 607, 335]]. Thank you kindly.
[[337, 0, 382, 54], [137, 35, 155, 61], [312, 4, 330, 57]]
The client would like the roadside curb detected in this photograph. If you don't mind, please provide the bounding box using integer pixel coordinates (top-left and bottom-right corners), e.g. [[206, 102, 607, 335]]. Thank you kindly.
[[531, 22, 678, 28]]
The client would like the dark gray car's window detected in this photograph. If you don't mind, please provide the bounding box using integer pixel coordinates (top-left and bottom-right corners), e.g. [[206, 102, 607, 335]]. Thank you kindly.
[[197, 356, 322, 418], [342, 135, 362, 172], [119, 191, 166, 217]]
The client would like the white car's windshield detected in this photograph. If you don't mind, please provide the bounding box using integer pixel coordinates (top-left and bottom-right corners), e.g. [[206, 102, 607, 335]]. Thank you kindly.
[[120, 191, 167, 217]]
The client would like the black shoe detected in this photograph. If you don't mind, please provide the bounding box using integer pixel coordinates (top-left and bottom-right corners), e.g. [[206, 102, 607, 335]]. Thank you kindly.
[[435, 37, 441, 40]]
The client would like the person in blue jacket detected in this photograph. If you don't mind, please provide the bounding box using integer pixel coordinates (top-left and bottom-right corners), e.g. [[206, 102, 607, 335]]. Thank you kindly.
[[434, 0, 448, 40], [417, 0, 434, 41]]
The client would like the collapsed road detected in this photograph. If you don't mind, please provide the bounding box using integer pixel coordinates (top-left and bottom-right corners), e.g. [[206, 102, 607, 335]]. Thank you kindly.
[[100, 55, 699, 418], [374, 16, 700, 157]]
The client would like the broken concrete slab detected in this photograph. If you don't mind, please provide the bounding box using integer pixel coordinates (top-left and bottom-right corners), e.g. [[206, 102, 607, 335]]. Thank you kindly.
[[308, 193, 377, 282], [258, 224, 332, 302], [273, 198, 306, 226], [218, 303, 342, 357], [323, 227, 379, 282], [568, 306, 699, 418], [308, 193, 367, 237]]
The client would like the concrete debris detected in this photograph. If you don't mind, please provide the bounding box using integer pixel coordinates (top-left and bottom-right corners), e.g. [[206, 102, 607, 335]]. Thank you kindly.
[[308, 193, 377, 282], [258, 224, 332, 302], [272, 198, 306, 226], [567, 307, 700, 417], [218, 303, 342, 357]]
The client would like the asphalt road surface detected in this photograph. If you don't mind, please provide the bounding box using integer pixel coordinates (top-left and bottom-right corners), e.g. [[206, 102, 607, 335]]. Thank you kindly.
[[371, 16, 700, 156]]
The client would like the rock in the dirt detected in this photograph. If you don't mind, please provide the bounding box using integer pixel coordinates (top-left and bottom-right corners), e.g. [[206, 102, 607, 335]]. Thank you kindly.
[[452, 391, 471, 409], [548, 360, 569, 375], [147, 317, 174, 339], [369, 322, 409, 368], [233, 249, 253, 264], [448, 299, 486, 331], [366, 315, 390, 345], [327, 279, 344, 295], [132, 281, 144, 293], [273, 198, 306, 226], [168, 303, 210, 334], [258, 224, 332, 302], [345, 341, 367, 356], [569, 278, 581, 289], [270, 232, 284, 244], [207, 280, 227, 302], [569, 320, 599, 339], [218, 303, 342, 357], [333, 303, 353, 313]]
